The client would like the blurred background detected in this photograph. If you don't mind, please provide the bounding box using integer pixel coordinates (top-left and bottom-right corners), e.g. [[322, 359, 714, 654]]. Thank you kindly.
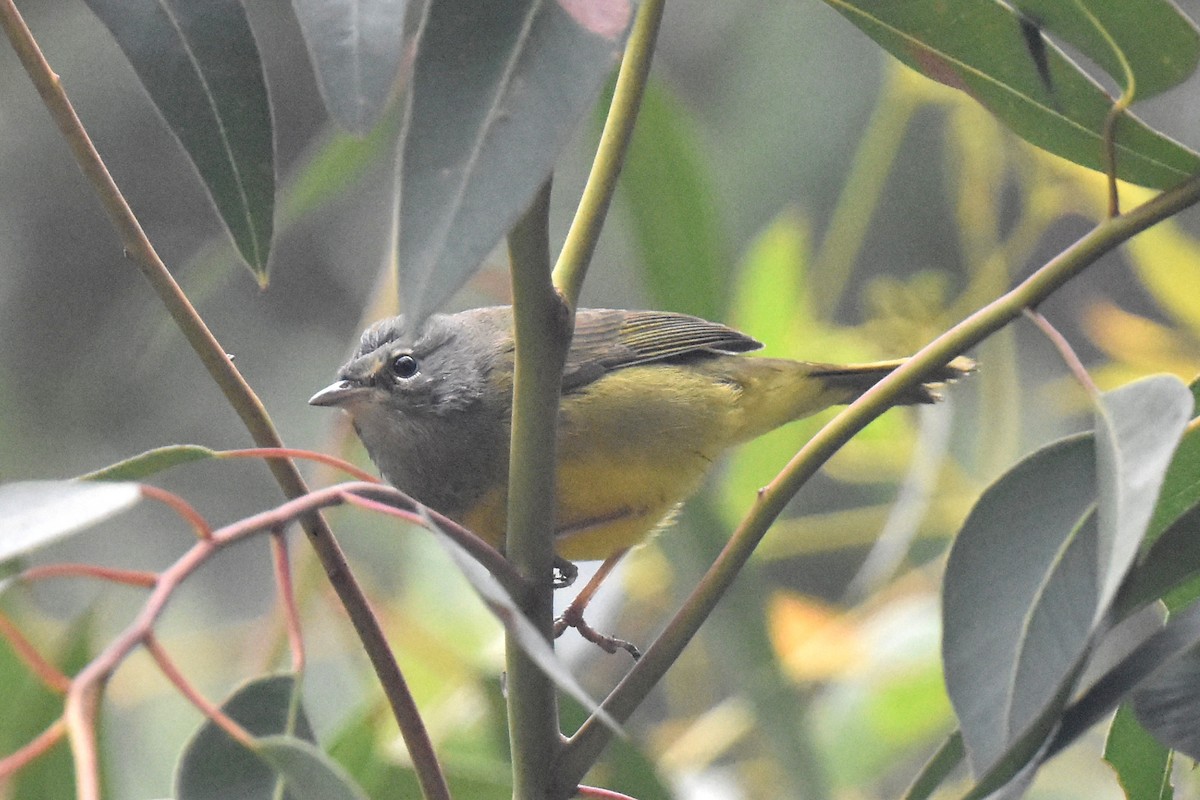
[[3, 0, 1200, 797]]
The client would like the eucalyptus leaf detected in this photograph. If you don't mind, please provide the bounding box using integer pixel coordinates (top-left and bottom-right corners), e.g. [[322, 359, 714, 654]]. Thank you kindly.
[[942, 435, 1097, 775], [1103, 706, 1174, 800], [175, 674, 315, 800], [292, 0, 409, 134], [83, 0, 275, 276], [0, 481, 141, 562], [823, 0, 1200, 189], [1093, 375, 1194, 618], [254, 736, 369, 800], [1012, 0, 1200, 100], [396, 0, 633, 324], [79, 445, 217, 482]]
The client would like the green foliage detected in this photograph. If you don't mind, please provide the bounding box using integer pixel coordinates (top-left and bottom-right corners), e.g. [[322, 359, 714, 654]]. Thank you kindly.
[[4, 1, 1200, 799]]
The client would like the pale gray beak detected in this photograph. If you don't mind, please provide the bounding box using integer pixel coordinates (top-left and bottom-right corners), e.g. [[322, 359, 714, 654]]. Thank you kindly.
[[308, 380, 365, 407]]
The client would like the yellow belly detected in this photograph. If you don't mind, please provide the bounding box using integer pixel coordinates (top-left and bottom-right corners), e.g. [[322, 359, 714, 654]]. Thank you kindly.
[[461, 364, 740, 561]]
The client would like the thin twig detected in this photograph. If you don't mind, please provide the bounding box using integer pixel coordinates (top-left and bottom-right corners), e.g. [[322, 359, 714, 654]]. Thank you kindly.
[[1022, 308, 1099, 397], [19, 564, 157, 589], [0, 717, 66, 779], [143, 633, 255, 747], [221, 447, 381, 485], [0, 611, 71, 693], [270, 530, 306, 674], [141, 484, 213, 540]]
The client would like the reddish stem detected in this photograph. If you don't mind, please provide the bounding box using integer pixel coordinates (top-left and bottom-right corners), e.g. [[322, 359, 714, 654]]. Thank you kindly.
[[143, 633, 255, 747], [141, 484, 213, 540], [221, 447, 381, 484], [20, 563, 157, 589], [0, 611, 71, 693], [0, 716, 66, 779], [270, 531, 306, 674]]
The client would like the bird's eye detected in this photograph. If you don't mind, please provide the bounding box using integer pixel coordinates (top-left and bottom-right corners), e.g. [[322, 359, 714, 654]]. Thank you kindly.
[[391, 354, 420, 379]]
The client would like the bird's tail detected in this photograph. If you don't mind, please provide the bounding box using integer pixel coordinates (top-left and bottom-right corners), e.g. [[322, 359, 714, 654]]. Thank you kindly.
[[728, 355, 975, 443], [808, 356, 976, 406]]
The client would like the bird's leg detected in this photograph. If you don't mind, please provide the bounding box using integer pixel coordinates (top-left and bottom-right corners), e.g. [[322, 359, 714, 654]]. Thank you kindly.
[[553, 548, 639, 659], [552, 556, 578, 588]]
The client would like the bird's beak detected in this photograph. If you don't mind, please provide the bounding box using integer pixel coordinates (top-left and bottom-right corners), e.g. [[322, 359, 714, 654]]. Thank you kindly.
[[308, 380, 366, 407]]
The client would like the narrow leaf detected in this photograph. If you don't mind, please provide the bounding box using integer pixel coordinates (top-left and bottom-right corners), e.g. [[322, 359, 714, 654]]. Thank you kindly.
[[1012, 0, 1200, 100], [79, 445, 217, 482], [942, 435, 1097, 774], [396, 0, 632, 324], [1093, 375, 1194, 616], [83, 0, 275, 275], [175, 674, 315, 800], [1104, 705, 1174, 800], [0, 481, 141, 562], [620, 78, 728, 321], [292, 0, 409, 134], [1131, 640, 1200, 760], [823, 0, 1200, 189]]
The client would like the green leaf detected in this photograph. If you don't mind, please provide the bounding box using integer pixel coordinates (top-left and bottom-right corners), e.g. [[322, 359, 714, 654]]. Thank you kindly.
[[175, 674, 316, 800], [1131, 639, 1200, 760], [83, 0, 275, 276], [1053, 598, 1200, 754], [1103, 705, 1173, 800], [942, 435, 1097, 774], [292, 0, 409, 134], [254, 736, 369, 800], [396, 0, 633, 324], [0, 481, 141, 562], [79, 445, 217, 482], [620, 78, 729, 321], [1144, 380, 1200, 547], [823, 0, 1200, 189], [1012, 0, 1200, 100], [1093, 375, 1194, 616]]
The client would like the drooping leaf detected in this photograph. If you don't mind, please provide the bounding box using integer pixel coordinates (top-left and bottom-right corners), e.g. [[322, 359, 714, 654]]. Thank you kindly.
[[83, 0, 275, 276], [427, 514, 620, 734], [1093, 375, 1194, 617], [1103, 705, 1174, 800], [823, 0, 1200, 189], [292, 0, 410, 134], [1011, 0, 1200, 100], [0, 481, 141, 562], [1052, 599, 1200, 753], [942, 435, 1097, 775], [396, 0, 633, 324], [175, 674, 315, 800], [79, 445, 217, 482], [1131, 639, 1200, 760]]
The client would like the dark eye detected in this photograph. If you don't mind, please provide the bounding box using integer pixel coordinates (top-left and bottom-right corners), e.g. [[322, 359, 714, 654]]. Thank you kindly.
[[391, 354, 419, 379]]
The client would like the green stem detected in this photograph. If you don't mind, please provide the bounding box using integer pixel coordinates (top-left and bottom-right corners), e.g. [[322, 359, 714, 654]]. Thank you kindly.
[[506, 181, 569, 799], [556, 173, 1200, 787], [0, 5, 449, 799], [552, 0, 665, 305]]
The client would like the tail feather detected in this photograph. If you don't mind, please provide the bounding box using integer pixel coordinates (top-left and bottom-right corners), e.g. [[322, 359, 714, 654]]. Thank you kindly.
[[810, 356, 975, 406]]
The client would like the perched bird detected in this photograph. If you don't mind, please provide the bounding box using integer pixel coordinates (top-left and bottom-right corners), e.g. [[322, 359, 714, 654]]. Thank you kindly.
[[310, 306, 970, 563]]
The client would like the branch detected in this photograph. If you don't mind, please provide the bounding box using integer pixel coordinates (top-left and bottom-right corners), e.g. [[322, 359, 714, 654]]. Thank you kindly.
[[505, 181, 568, 797], [555, 172, 1200, 787]]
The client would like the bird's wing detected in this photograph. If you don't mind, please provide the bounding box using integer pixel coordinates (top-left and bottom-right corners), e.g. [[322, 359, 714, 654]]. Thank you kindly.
[[563, 309, 761, 392]]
